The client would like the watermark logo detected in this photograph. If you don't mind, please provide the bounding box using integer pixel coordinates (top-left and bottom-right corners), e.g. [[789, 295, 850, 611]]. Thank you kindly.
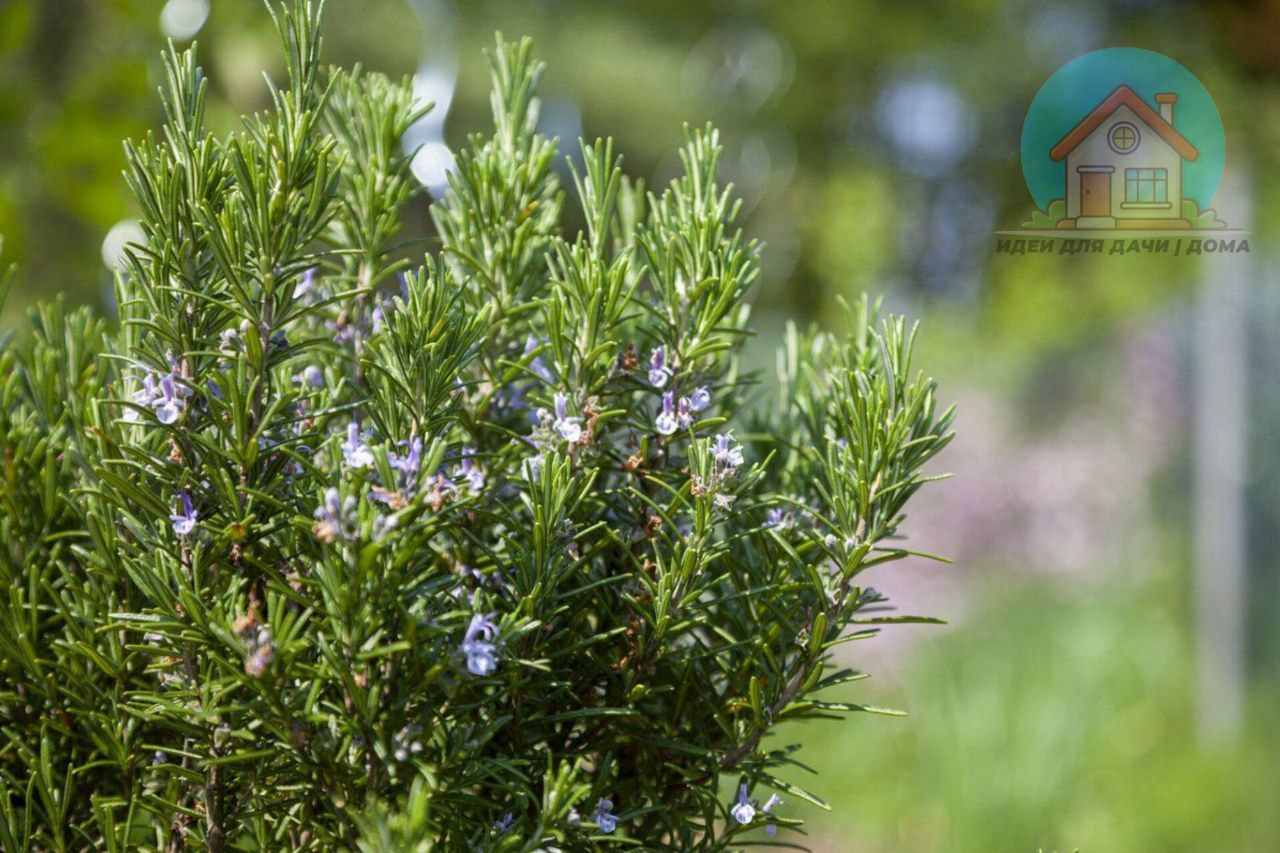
[[998, 48, 1246, 254]]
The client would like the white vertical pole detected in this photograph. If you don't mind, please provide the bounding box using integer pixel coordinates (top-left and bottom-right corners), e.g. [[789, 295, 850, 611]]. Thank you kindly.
[[1192, 165, 1249, 744]]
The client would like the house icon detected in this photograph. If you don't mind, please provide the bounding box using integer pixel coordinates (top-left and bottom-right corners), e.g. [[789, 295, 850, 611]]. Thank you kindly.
[[1050, 85, 1198, 229]]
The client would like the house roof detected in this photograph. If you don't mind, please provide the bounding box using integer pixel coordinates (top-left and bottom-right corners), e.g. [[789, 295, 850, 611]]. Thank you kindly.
[[1049, 85, 1198, 162]]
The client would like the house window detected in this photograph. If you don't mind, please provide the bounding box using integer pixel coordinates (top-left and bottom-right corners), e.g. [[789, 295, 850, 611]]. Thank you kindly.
[[1125, 168, 1168, 203], [1109, 122, 1139, 154]]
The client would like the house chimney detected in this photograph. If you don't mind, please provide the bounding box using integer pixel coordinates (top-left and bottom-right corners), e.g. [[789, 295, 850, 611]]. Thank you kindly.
[[1155, 93, 1177, 125]]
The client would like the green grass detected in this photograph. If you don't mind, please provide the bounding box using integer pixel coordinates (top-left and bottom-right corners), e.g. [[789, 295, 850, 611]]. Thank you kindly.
[[771, 576, 1280, 852]]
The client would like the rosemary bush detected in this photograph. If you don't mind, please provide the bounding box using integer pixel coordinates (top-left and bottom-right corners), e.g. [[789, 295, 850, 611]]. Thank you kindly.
[[0, 3, 953, 849]]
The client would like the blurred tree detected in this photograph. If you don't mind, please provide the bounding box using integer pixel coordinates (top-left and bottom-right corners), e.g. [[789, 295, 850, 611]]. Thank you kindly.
[[0, 0, 157, 316], [2, 0, 1275, 333]]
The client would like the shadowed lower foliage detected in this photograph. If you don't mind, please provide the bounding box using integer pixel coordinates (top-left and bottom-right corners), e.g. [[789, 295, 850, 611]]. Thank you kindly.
[[0, 2, 952, 849]]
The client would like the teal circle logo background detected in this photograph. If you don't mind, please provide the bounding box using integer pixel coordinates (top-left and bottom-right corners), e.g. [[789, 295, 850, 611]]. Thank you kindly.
[[1021, 48, 1225, 211]]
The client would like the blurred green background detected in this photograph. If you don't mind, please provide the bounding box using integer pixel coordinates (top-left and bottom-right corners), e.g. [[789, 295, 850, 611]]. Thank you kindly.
[[2, 1, 1278, 849]]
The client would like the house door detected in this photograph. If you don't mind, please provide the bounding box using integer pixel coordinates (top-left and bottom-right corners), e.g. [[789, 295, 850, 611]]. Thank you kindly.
[[1080, 170, 1111, 217]]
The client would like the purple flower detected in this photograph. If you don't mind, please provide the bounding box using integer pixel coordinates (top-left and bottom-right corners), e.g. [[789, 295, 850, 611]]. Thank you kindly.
[[389, 436, 423, 478], [156, 371, 191, 425], [461, 612, 499, 676], [494, 812, 515, 834], [762, 794, 782, 837], [765, 508, 794, 530], [368, 488, 404, 508], [676, 395, 694, 430], [523, 336, 554, 384], [432, 471, 456, 496], [124, 374, 157, 422], [648, 346, 672, 387], [332, 322, 357, 345], [686, 386, 711, 412], [341, 422, 375, 469], [523, 453, 545, 481], [169, 491, 198, 537], [135, 373, 158, 404], [553, 393, 583, 444], [462, 639, 497, 676], [457, 446, 486, 492], [593, 798, 618, 834], [655, 391, 678, 436], [730, 783, 755, 824], [295, 268, 320, 306], [294, 365, 324, 388], [712, 431, 745, 470], [467, 612, 498, 641], [312, 487, 352, 543], [130, 362, 192, 425]]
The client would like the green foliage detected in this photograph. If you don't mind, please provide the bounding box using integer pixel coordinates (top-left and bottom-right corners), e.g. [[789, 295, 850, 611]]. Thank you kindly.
[[1021, 198, 1067, 228], [1181, 199, 1227, 229], [0, 3, 952, 849]]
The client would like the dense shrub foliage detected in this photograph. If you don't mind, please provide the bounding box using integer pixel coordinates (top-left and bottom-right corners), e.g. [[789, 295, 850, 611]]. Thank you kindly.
[[0, 3, 952, 849]]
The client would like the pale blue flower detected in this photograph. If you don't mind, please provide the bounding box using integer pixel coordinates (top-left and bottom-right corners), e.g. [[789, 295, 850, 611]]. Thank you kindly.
[[156, 372, 191, 424], [523, 453, 545, 482], [389, 436, 423, 478], [467, 612, 498, 641], [332, 322, 357, 345], [295, 267, 320, 306], [341, 422, 375, 469], [648, 346, 672, 387], [762, 794, 782, 837], [462, 637, 496, 675], [655, 391, 678, 436], [123, 374, 157, 422], [295, 365, 324, 388], [730, 783, 755, 824], [593, 798, 617, 834], [766, 508, 794, 530], [312, 487, 353, 543], [686, 385, 711, 412], [712, 431, 744, 470], [134, 373, 158, 405], [553, 393, 583, 444], [457, 446, 485, 491], [523, 335, 554, 383], [461, 612, 499, 676], [132, 361, 192, 425], [676, 395, 694, 430], [170, 491, 198, 537]]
